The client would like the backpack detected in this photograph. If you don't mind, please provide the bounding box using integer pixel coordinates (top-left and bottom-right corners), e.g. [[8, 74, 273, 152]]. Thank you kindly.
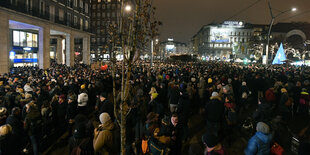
[[71, 138, 89, 155]]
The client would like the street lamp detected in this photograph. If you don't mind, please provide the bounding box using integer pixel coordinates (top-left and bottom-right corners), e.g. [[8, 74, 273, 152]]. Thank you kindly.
[[124, 5, 132, 12], [263, 1, 296, 64]]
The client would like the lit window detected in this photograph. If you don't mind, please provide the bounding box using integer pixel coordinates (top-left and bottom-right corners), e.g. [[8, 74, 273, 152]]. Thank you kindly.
[[107, 0, 111, 2], [13, 31, 20, 46], [32, 34, 38, 47], [26, 33, 33, 47]]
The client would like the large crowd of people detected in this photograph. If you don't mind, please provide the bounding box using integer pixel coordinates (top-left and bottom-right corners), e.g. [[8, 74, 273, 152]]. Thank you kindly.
[[0, 61, 310, 155]]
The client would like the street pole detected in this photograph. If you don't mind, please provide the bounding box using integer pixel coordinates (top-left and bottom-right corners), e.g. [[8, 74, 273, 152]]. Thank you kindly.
[[150, 39, 154, 67], [264, 1, 296, 65]]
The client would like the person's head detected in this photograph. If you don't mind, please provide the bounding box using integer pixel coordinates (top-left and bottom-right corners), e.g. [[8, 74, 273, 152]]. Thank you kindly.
[[256, 122, 270, 134], [26, 102, 36, 113], [99, 112, 111, 124], [11, 107, 21, 116], [171, 113, 178, 127], [223, 85, 229, 94], [0, 124, 12, 137], [202, 133, 218, 151], [99, 92, 107, 102]]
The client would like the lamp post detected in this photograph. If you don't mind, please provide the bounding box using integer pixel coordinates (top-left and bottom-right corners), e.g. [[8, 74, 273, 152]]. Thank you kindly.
[[263, 1, 296, 64]]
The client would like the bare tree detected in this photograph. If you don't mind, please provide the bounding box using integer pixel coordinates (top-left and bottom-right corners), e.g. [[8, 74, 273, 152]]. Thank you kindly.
[[106, 0, 161, 154]]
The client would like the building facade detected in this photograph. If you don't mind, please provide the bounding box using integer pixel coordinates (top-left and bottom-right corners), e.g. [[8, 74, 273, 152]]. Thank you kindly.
[[191, 21, 253, 61], [0, 0, 91, 74], [159, 38, 189, 59], [90, 0, 121, 62]]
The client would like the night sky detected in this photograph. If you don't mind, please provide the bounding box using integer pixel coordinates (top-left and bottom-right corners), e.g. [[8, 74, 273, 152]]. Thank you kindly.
[[153, 0, 310, 43]]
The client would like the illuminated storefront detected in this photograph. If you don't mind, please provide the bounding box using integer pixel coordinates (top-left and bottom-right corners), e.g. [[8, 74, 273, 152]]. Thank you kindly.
[[11, 30, 38, 67]]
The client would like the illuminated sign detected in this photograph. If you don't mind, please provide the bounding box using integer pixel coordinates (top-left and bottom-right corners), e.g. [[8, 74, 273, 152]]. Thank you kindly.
[[223, 21, 244, 28], [13, 58, 38, 63], [166, 45, 175, 51], [210, 28, 230, 43], [23, 47, 31, 51], [9, 51, 15, 59]]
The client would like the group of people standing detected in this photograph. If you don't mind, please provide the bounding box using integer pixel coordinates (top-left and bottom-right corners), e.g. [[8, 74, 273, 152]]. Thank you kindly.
[[0, 61, 309, 155]]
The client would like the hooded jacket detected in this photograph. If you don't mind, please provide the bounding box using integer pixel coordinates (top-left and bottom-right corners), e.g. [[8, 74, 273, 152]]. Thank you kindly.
[[93, 120, 115, 155], [244, 132, 272, 155]]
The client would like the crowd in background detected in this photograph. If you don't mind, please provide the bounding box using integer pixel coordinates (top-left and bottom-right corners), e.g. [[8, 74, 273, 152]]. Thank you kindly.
[[0, 61, 309, 155]]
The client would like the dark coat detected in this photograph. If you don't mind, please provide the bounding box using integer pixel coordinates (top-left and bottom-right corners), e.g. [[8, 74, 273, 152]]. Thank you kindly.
[[205, 96, 224, 123]]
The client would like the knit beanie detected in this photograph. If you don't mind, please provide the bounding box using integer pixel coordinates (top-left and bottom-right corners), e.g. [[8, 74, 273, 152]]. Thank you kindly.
[[256, 122, 270, 134], [242, 82, 246, 86], [211, 92, 219, 97], [208, 78, 213, 84], [99, 113, 111, 124], [202, 133, 217, 148], [281, 88, 287, 93]]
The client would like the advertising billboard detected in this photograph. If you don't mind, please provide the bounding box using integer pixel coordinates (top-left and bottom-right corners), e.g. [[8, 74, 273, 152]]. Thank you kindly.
[[210, 28, 230, 43]]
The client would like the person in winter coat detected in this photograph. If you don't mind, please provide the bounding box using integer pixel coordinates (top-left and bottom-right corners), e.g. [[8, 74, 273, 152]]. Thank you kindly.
[[95, 92, 114, 121], [298, 88, 310, 116], [24, 103, 42, 155], [169, 85, 180, 113], [147, 93, 164, 117], [278, 88, 291, 121], [0, 124, 16, 155], [202, 133, 225, 155], [253, 98, 272, 123], [93, 113, 115, 155], [205, 92, 224, 136], [68, 123, 93, 155], [244, 122, 273, 155], [6, 107, 25, 153]]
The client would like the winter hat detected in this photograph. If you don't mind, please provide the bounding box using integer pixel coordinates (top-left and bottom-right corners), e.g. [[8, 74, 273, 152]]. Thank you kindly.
[[281, 88, 287, 93], [208, 78, 213, 84], [0, 107, 7, 116], [24, 84, 33, 92], [227, 78, 232, 84], [223, 85, 230, 91], [242, 82, 247, 86], [99, 112, 111, 124], [0, 124, 12, 136], [211, 92, 219, 97], [202, 133, 218, 148], [146, 112, 159, 124], [81, 84, 86, 89], [256, 122, 270, 134]]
